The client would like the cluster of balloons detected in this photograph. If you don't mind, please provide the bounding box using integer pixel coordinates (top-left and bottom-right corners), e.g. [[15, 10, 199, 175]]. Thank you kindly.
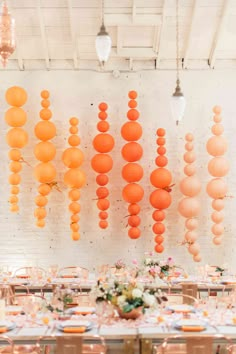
[[63, 118, 86, 241], [91, 103, 114, 229], [179, 134, 201, 262], [150, 128, 172, 253], [121, 91, 144, 239], [206, 106, 229, 245], [34, 90, 56, 227], [5, 86, 28, 212]]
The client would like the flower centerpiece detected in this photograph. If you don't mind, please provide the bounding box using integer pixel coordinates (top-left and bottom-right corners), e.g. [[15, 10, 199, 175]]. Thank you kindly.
[[114, 259, 126, 270], [143, 253, 177, 279], [92, 280, 167, 320]]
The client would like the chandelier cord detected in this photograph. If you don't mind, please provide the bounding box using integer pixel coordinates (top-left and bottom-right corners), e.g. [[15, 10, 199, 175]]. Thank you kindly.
[[176, 0, 180, 85]]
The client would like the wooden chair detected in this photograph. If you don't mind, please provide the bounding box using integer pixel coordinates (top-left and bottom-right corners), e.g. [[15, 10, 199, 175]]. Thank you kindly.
[[165, 293, 199, 306], [0, 335, 13, 354], [57, 267, 89, 280], [55, 335, 107, 354], [153, 334, 233, 354], [7, 294, 48, 315], [13, 267, 47, 281]]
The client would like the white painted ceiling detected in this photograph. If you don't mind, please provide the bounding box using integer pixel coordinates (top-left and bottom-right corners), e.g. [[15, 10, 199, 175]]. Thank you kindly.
[[4, 0, 236, 71]]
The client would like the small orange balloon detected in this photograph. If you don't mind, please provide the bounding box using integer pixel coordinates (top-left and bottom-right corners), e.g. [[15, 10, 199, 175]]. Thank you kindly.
[[150, 189, 171, 210], [121, 121, 142, 141], [5, 107, 27, 127], [5, 86, 27, 107], [122, 163, 143, 183], [96, 187, 109, 199], [150, 168, 172, 189], [34, 121, 56, 141], [184, 164, 196, 176], [156, 137, 165, 146], [98, 111, 107, 120], [9, 173, 21, 185], [34, 162, 56, 183], [69, 117, 79, 126], [152, 222, 165, 234], [68, 135, 80, 146], [213, 115, 222, 123], [91, 154, 113, 173], [71, 232, 80, 241], [62, 147, 84, 168], [128, 203, 141, 215], [64, 169, 86, 188], [97, 199, 110, 211], [71, 214, 80, 222], [70, 223, 80, 232], [213, 105, 221, 114], [155, 244, 164, 253], [9, 149, 21, 161], [185, 133, 194, 142], [99, 211, 108, 220], [96, 174, 109, 186], [35, 195, 48, 207], [6, 128, 28, 148], [185, 218, 198, 230], [128, 215, 141, 227], [128, 227, 141, 239], [34, 207, 47, 219], [41, 90, 50, 99], [184, 151, 196, 163], [206, 178, 227, 199], [99, 220, 108, 229], [157, 146, 166, 155], [211, 211, 224, 223], [36, 219, 45, 228], [10, 204, 19, 212], [93, 133, 114, 153], [99, 102, 108, 111], [157, 128, 165, 137], [40, 109, 52, 120], [185, 142, 193, 151], [34, 141, 56, 162], [68, 189, 80, 201], [211, 124, 224, 135], [128, 100, 137, 108], [41, 99, 50, 108], [127, 109, 139, 121], [128, 91, 137, 99], [212, 198, 224, 211], [69, 126, 78, 134], [9, 195, 18, 204], [11, 186, 19, 194], [9, 161, 22, 173], [155, 156, 168, 167], [122, 183, 144, 203], [121, 142, 143, 162], [213, 236, 222, 245], [38, 183, 51, 196], [152, 210, 165, 222], [97, 121, 109, 132], [154, 235, 164, 244], [69, 202, 81, 213], [206, 136, 228, 156]]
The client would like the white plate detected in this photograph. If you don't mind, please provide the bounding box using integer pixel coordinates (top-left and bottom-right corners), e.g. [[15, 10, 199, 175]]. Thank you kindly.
[[167, 304, 194, 313], [0, 321, 16, 331], [174, 319, 207, 329], [57, 320, 93, 332], [65, 306, 95, 314], [6, 305, 23, 314]]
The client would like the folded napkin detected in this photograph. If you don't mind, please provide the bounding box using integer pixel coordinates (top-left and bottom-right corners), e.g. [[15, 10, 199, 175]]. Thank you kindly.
[[63, 327, 86, 333], [16, 275, 29, 279], [74, 311, 93, 315], [61, 275, 77, 278], [0, 327, 7, 333], [181, 326, 205, 332], [6, 311, 20, 316]]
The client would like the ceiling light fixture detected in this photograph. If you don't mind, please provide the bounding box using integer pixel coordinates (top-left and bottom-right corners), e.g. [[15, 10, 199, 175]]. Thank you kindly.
[[95, 0, 112, 66], [0, 0, 15, 67]]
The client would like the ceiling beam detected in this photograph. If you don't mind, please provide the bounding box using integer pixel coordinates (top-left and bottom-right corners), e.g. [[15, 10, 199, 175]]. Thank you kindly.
[[37, 0, 50, 70], [155, 0, 167, 68], [132, 0, 136, 23], [67, 0, 79, 69], [183, 0, 197, 69], [208, 0, 229, 69]]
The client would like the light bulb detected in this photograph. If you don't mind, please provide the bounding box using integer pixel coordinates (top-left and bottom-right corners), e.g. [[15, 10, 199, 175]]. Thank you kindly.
[[95, 24, 112, 65]]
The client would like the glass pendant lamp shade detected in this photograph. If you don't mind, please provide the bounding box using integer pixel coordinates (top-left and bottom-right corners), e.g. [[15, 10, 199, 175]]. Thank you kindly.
[[95, 24, 112, 65], [0, 1, 16, 67], [171, 79, 186, 125]]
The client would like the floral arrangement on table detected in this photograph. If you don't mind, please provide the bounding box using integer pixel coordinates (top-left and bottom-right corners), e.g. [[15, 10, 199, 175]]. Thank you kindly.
[[92, 279, 167, 318], [114, 259, 126, 270], [142, 252, 176, 279], [47, 285, 75, 313]]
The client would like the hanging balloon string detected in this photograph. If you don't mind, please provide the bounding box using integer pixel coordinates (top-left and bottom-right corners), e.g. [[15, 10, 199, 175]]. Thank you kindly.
[[47, 181, 62, 192], [19, 157, 32, 167]]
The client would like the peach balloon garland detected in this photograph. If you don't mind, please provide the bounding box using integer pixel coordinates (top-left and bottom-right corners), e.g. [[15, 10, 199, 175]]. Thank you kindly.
[[206, 106, 229, 245], [150, 128, 172, 253], [121, 91, 144, 239], [178, 133, 201, 262], [63, 118, 86, 241], [34, 90, 57, 227], [91, 103, 114, 229], [5, 86, 28, 212]]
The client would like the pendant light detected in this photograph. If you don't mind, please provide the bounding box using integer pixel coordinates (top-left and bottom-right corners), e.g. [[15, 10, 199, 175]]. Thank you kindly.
[[170, 0, 186, 125], [0, 0, 16, 67], [95, 0, 112, 66]]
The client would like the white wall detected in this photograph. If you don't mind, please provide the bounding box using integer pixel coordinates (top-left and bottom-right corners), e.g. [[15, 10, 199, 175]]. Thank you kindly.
[[0, 69, 235, 273]]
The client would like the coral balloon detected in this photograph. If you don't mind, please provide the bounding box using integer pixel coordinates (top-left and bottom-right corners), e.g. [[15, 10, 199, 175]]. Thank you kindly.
[[98, 111, 107, 120], [128, 91, 137, 99], [121, 121, 142, 141], [35, 195, 48, 207], [71, 232, 80, 241], [6, 128, 28, 148], [150, 189, 172, 209], [179, 176, 201, 197], [154, 235, 164, 244], [157, 128, 165, 137], [5, 107, 27, 127], [206, 178, 227, 199], [193, 254, 202, 262], [99, 102, 108, 111], [97, 121, 109, 132], [64, 169, 86, 188], [99, 220, 108, 229], [157, 146, 166, 155], [128, 100, 137, 108], [152, 222, 165, 235], [212, 198, 224, 211], [9, 161, 22, 173], [96, 174, 109, 186], [208, 157, 230, 177], [178, 197, 200, 218], [122, 163, 143, 183], [70, 126, 78, 134], [40, 109, 52, 120], [206, 136, 228, 156], [128, 227, 141, 239], [96, 187, 109, 199], [68, 189, 80, 201], [99, 211, 108, 220], [34, 162, 56, 183], [128, 203, 141, 215], [155, 244, 164, 253], [9, 173, 21, 185], [185, 133, 194, 142], [91, 154, 113, 173], [121, 142, 143, 162], [128, 215, 141, 227], [150, 168, 172, 189], [34, 121, 56, 141], [62, 147, 84, 168], [213, 106, 221, 114], [122, 183, 144, 203], [8, 149, 21, 161], [34, 141, 56, 162], [5, 86, 27, 107], [155, 156, 168, 167], [152, 210, 165, 221], [38, 183, 51, 196], [69, 202, 81, 213], [97, 199, 110, 211], [93, 133, 115, 153]]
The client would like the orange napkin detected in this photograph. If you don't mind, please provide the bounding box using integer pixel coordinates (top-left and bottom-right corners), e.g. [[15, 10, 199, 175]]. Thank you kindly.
[[181, 326, 205, 332], [0, 327, 7, 334], [61, 275, 76, 279], [16, 275, 29, 279], [7, 311, 20, 316], [74, 311, 92, 315], [63, 327, 86, 333]]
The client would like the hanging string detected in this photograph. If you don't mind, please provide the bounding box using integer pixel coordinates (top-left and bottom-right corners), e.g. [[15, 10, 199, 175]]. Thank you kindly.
[[176, 0, 180, 84]]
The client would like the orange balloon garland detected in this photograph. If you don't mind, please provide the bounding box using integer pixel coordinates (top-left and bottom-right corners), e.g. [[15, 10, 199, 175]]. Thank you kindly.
[[62, 118, 85, 241], [149, 128, 172, 253], [5, 86, 28, 212], [206, 106, 229, 246], [34, 91, 57, 227], [91, 103, 114, 229], [178, 134, 202, 262], [121, 91, 144, 239]]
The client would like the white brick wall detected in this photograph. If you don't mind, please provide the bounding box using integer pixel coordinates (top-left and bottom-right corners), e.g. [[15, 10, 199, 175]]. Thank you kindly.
[[0, 69, 235, 274]]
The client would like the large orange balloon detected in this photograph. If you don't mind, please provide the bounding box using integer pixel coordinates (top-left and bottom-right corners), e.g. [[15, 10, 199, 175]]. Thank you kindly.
[[122, 183, 144, 203], [208, 157, 230, 177], [93, 133, 115, 153], [34, 121, 56, 141], [34, 141, 56, 162], [178, 197, 200, 218], [206, 178, 227, 199], [150, 189, 171, 209], [5, 86, 27, 107], [64, 169, 86, 188], [121, 121, 142, 141], [62, 147, 84, 168], [121, 142, 143, 162], [206, 136, 228, 156], [34, 162, 56, 183], [150, 168, 172, 188], [5, 107, 27, 127], [91, 154, 113, 173], [6, 128, 28, 148], [122, 163, 143, 182], [179, 176, 201, 197]]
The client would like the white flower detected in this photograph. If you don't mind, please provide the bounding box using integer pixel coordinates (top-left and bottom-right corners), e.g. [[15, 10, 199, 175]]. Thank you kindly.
[[145, 258, 151, 265], [117, 295, 127, 307], [132, 288, 143, 298], [143, 293, 156, 307]]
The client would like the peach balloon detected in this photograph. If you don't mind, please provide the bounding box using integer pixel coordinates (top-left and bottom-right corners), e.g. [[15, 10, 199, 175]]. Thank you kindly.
[[213, 106, 221, 114], [179, 176, 201, 197], [206, 136, 228, 156], [183, 151, 196, 163], [193, 254, 202, 262], [206, 178, 227, 199], [208, 157, 230, 177], [185, 142, 193, 151], [185, 231, 198, 242], [213, 115, 222, 123], [211, 124, 224, 135], [211, 211, 224, 223], [185, 133, 194, 142], [213, 236, 222, 245], [211, 223, 224, 236], [184, 164, 196, 176], [188, 243, 200, 255], [212, 198, 224, 211], [185, 218, 198, 230], [178, 197, 200, 218]]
